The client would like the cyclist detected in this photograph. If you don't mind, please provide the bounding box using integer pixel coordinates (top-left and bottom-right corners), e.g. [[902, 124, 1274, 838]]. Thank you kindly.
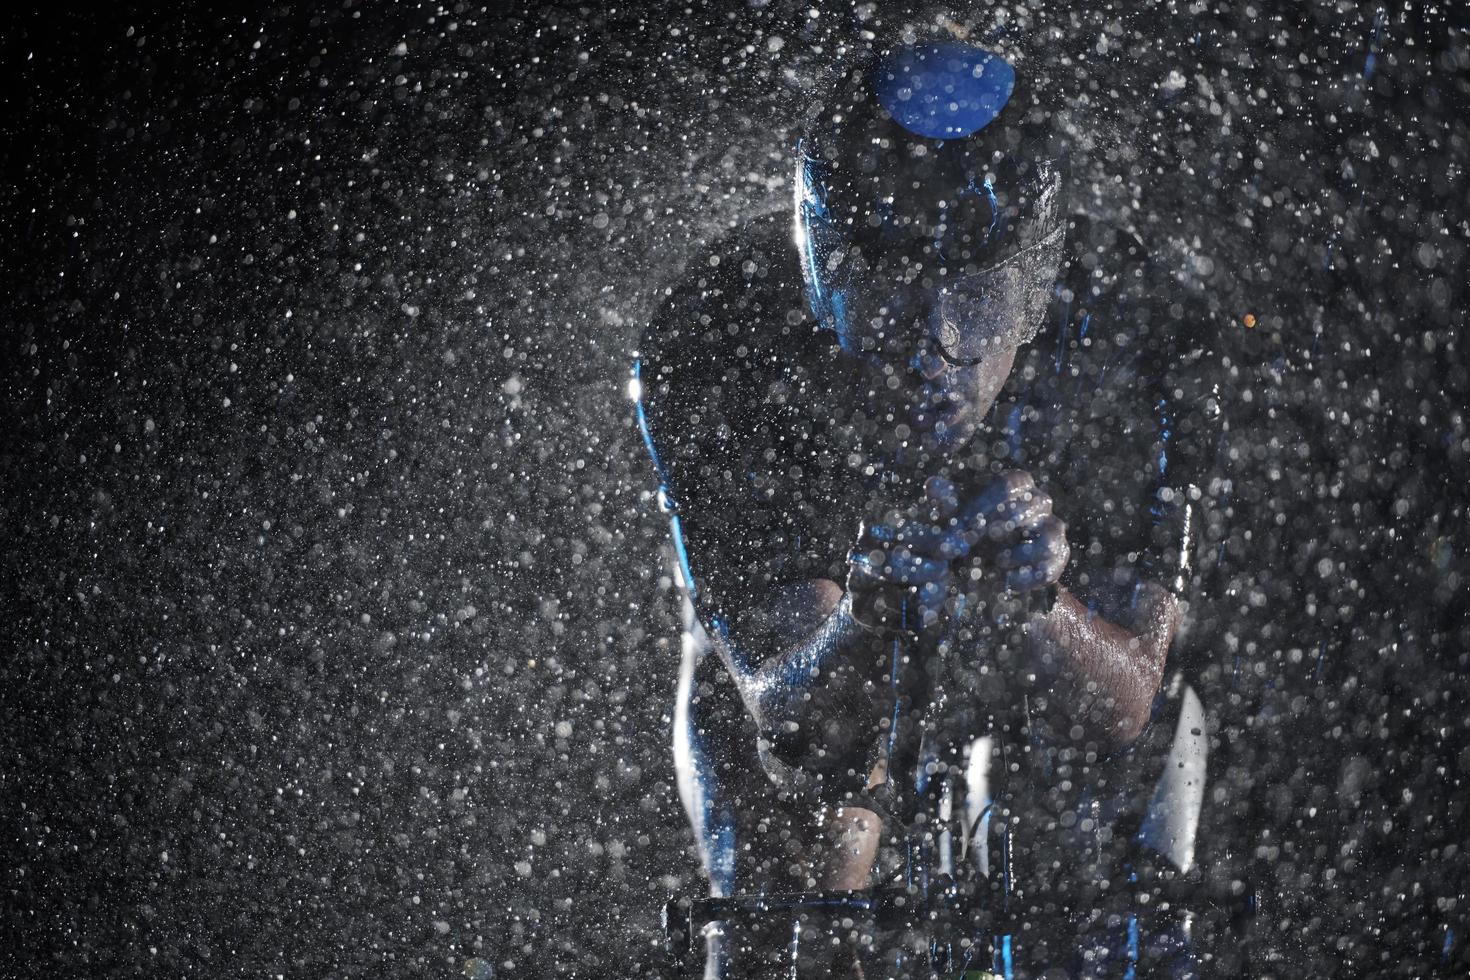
[[635, 20, 1222, 978]]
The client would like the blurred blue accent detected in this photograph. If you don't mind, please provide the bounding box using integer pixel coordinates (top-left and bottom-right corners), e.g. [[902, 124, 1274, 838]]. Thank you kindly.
[[668, 513, 698, 600], [1006, 403, 1024, 458], [1125, 913, 1140, 979], [633, 358, 699, 598], [797, 147, 866, 347], [1156, 397, 1173, 478], [801, 214, 824, 306], [703, 782, 737, 892], [632, 359, 667, 484], [874, 42, 1015, 139], [1363, 8, 1384, 80], [981, 175, 1001, 237], [829, 289, 852, 342], [885, 628, 905, 762]]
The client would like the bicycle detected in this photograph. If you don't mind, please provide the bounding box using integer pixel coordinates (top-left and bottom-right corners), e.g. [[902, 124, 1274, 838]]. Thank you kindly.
[[662, 593, 1257, 979]]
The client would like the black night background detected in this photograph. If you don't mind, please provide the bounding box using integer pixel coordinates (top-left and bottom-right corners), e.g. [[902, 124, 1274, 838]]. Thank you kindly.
[[2, 2, 1467, 977]]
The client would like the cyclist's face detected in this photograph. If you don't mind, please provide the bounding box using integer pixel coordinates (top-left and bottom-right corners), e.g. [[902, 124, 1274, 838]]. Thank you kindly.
[[798, 174, 1061, 454], [850, 277, 1017, 452]]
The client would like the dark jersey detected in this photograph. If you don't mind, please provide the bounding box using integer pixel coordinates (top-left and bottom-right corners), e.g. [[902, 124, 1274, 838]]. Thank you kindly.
[[636, 210, 1224, 680]]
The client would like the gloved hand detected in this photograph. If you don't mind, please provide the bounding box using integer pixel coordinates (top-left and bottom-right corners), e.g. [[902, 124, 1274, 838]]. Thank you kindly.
[[845, 476, 967, 634], [956, 469, 1069, 597], [846, 470, 1068, 635]]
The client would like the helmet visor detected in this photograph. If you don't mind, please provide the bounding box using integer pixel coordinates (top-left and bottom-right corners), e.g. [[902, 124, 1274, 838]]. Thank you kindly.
[[796, 149, 1065, 361]]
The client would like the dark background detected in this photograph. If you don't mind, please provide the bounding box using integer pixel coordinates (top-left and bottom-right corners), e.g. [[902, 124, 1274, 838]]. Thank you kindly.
[[2, 2, 1466, 977]]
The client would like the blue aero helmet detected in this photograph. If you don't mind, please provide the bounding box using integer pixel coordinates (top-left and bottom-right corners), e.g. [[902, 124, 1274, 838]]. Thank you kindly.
[[795, 38, 1067, 366]]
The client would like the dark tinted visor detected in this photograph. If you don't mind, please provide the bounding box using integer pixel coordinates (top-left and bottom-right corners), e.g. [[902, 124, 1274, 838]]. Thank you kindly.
[[797, 153, 1064, 361]]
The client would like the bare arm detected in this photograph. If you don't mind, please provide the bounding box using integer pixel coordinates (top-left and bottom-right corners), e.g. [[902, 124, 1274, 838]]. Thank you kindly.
[[1025, 582, 1182, 749], [904, 470, 1180, 754], [723, 579, 891, 893], [719, 579, 887, 782]]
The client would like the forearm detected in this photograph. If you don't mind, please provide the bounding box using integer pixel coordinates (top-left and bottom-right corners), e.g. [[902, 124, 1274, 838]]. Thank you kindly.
[[1024, 584, 1179, 749], [727, 594, 886, 774]]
